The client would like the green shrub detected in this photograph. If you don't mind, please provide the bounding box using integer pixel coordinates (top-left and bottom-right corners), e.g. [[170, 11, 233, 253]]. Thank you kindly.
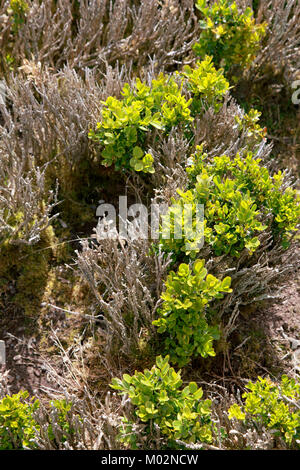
[[0, 391, 39, 450], [0, 393, 81, 450], [89, 58, 229, 174], [159, 149, 299, 258], [47, 399, 75, 444], [180, 55, 230, 114], [234, 109, 267, 145], [7, 0, 29, 33], [110, 355, 214, 448], [193, 0, 266, 73], [160, 160, 265, 259], [228, 375, 300, 447], [89, 73, 192, 174], [152, 260, 232, 366], [197, 150, 300, 248]]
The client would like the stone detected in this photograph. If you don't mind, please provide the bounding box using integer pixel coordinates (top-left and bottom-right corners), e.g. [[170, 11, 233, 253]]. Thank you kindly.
[[0, 341, 6, 365]]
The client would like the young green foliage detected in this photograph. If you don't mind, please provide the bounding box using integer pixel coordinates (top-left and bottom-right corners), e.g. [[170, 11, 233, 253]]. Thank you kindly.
[[0, 393, 81, 450], [228, 375, 300, 447], [47, 399, 77, 444], [159, 149, 299, 259], [89, 59, 229, 174], [0, 391, 39, 450], [193, 0, 266, 72], [153, 261, 232, 366], [89, 73, 192, 174], [234, 109, 267, 145], [110, 355, 213, 448], [181, 55, 230, 113], [7, 0, 29, 33]]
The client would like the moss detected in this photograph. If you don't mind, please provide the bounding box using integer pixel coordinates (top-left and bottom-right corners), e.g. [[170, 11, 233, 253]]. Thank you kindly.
[[36, 266, 91, 355], [0, 225, 55, 318]]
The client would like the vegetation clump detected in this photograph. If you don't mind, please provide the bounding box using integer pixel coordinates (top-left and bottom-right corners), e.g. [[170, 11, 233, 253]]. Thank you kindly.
[[0, 391, 39, 450], [110, 355, 214, 448], [228, 375, 300, 448], [7, 0, 29, 33], [159, 149, 300, 258], [0, 392, 79, 450], [153, 261, 232, 366], [193, 0, 266, 73], [89, 57, 229, 174]]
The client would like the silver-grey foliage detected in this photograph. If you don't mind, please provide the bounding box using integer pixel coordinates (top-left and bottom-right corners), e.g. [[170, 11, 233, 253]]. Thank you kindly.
[[0, 0, 199, 72], [76, 232, 172, 362]]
